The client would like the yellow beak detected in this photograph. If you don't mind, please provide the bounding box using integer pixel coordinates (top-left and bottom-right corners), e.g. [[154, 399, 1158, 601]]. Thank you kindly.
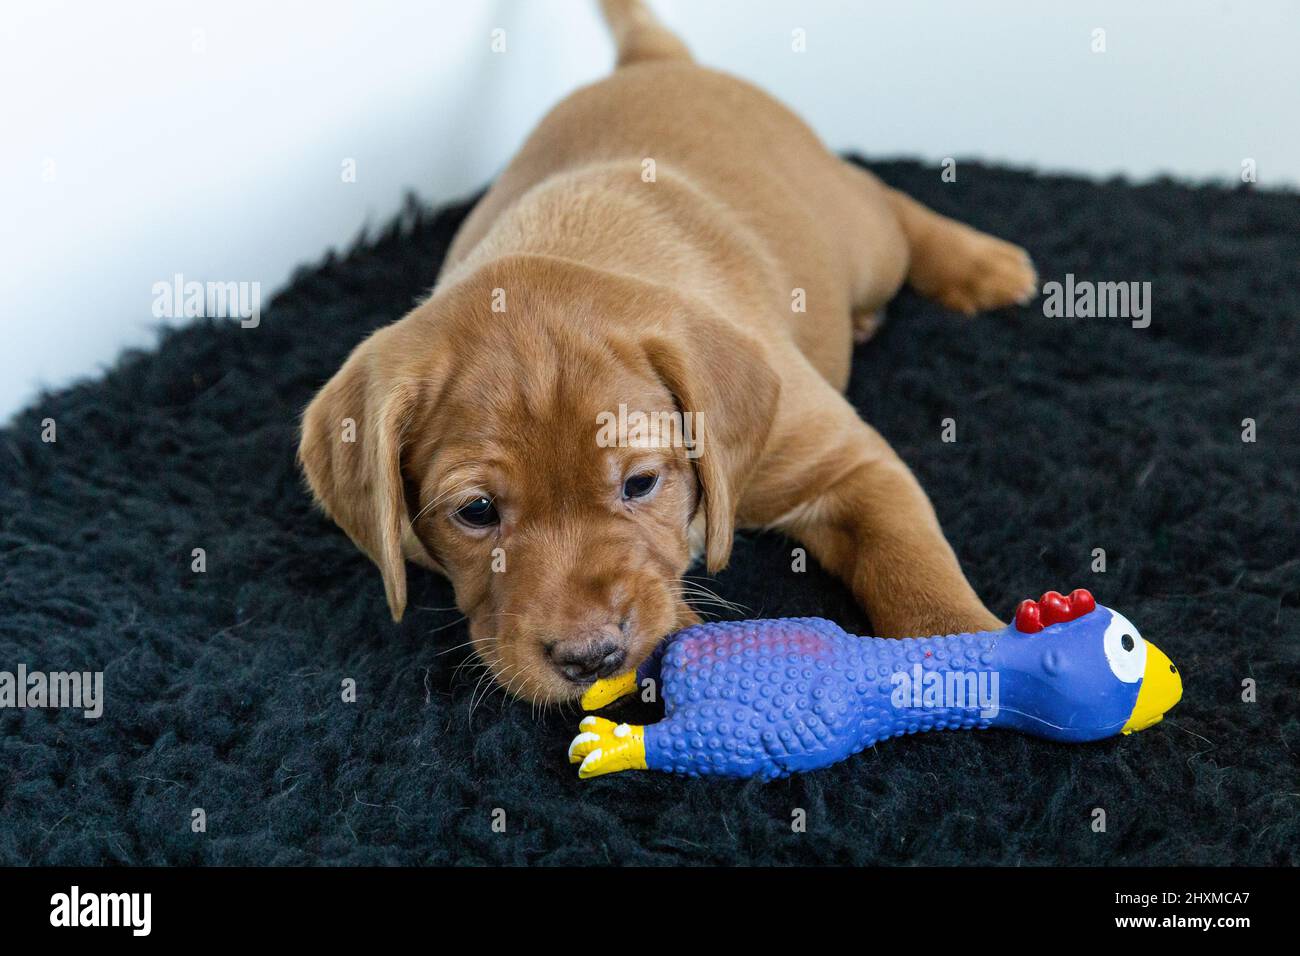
[[1121, 641, 1183, 734]]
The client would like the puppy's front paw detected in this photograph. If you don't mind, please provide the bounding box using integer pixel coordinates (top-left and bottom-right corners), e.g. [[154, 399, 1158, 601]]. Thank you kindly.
[[879, 605, 1005, 639], [935, 608, 1006, 637]]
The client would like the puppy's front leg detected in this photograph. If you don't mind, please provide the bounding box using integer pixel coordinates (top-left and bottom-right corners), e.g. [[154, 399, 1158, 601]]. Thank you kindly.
[[763, 411, 1000, 638]]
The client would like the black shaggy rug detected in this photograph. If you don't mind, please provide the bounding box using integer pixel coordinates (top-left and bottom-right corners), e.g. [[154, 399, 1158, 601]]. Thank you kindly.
[[2, 159, 1297, 866]]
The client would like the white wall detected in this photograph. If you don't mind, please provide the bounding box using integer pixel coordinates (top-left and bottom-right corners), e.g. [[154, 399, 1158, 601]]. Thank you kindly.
[[4, 0, 1296, 420]]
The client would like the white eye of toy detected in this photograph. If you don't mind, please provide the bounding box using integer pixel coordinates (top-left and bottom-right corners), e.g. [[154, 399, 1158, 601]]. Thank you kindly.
[[1102, 611, 1147, 683]]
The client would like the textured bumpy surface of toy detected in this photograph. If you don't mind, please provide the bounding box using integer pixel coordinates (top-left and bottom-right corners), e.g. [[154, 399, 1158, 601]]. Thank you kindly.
[[569, 589, 1183, 780]]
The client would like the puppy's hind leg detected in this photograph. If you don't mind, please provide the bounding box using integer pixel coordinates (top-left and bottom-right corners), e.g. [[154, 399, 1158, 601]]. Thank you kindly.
[[827, 163, 911, 344], [839, 163, 1038, 317], [884, 184, 1038, 316]]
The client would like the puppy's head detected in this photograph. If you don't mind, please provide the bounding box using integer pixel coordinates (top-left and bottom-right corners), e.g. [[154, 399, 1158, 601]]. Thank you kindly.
[[299, 256, 778, 704]]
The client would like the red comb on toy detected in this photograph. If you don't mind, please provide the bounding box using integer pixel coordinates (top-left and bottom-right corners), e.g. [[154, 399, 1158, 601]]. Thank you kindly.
[[1014, 588, 1097, 633]]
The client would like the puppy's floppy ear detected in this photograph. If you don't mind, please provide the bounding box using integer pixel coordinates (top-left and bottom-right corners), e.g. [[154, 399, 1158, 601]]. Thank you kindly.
[[298, 327, 421, 622], [642, 313, 780, 572]]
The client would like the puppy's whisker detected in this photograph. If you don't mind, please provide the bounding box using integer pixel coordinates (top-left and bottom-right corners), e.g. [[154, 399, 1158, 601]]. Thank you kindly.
[[452, 661, 490, 686], [466, 673, 488, 722], [476, 662, 523, 713], [668, 586, 748, 617], [467, 653, 528, 722], [453, 648, 498, 688], [498, 668, 525, 708], [676, 574, 748, 606], [681, 608, 723, 620], [454, 645, 498, 683], [467, 661, 504, 723], [435, 637, 479, 657], [675, 597, 739, 613], [425, 614, 468, 636], [672, 581, 751, 616]]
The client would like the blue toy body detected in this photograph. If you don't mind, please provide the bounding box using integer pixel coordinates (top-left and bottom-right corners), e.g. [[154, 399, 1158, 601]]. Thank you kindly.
[[568, 590, 1182, 780], [645, 617, 998, 779]]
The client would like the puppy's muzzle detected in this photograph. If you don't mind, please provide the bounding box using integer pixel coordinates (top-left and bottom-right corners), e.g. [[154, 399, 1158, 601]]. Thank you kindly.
[[546, 630, 629, 685]]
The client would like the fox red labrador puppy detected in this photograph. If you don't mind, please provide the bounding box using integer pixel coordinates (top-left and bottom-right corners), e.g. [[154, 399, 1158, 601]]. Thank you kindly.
[[299, 0, 1037, 707]]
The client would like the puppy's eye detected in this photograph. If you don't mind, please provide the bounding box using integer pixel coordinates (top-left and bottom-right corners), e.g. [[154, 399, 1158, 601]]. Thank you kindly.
[[622, 472, 658, 500], [452, 496, 499, 528]]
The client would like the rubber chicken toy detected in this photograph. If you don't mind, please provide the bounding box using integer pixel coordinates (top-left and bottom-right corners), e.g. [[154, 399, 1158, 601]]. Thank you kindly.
[[569, 589, 1182, 780]]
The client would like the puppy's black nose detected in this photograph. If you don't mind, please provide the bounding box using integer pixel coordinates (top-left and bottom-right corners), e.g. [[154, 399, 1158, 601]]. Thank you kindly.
[[550, 642, 626, 684]]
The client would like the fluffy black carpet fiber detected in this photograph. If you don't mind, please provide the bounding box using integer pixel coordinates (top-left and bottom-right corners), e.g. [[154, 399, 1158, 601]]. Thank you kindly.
[[2, 159, 1297, 866]]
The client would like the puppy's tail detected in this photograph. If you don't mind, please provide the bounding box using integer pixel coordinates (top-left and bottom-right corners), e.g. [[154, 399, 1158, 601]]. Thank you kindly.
[[599, 0, 692, 66]]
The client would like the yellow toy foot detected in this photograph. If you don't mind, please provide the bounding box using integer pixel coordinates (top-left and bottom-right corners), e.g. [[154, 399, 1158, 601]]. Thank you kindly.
[[579, 670, 638, 710], [567, 715, 647, 779]]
